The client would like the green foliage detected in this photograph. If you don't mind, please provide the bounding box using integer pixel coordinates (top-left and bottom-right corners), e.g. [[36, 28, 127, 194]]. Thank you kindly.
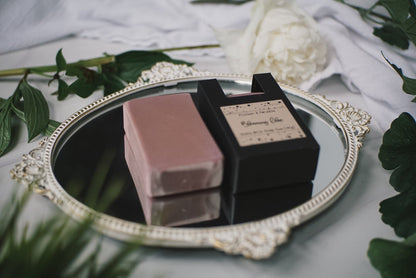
[[383, 55, 416, 102], [373, 25, 409, 49], [0, 49, 192, 157], [56, 48, 67, 72], [0, 98, 12, 156], [0, 183, 141, 277], [379, 191, 416, 238], [0, 79, 54, 156], [344, 0, 416, 50], [379, 113, 416, 193], [54, 50, 192, 99], [377, 113, 416, 239], [66, 66, 104, 98], [369, 112, 416, 277], [111, 51, 192, 83], [337, 1, 416, 276], [379, 0, 410, 23], [368, 234, 416, 278], [19, 80, 50, 141], [374, 0, 416, 48]]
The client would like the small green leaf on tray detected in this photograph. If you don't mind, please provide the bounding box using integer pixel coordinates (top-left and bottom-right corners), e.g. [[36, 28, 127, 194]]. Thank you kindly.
[[368, 233, 416, 278], [380, 190, 416, 237], [56, 48, 67, 72], [19, 80, 50, 142], [373, 25, 410, 49], [379, 113, 416, 193]]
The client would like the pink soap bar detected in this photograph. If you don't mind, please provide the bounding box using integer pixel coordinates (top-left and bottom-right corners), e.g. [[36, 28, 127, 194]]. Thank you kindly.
[[123, 93, 224, 197], [125, 136, 220, 226]]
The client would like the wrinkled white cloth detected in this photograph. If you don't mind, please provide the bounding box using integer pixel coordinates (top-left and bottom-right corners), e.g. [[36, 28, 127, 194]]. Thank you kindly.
[[298, 0, 416, 131], [0, 0, 250, 55], [1, 0, 415, 130]]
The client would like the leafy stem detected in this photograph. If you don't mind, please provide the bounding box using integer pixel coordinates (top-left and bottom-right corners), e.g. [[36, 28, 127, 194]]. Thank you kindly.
[[0, 56, 115, 77], [0, 43, 216, 156], [339, 0, 392, 23], [0, 44, 220, 78], [338, 0, 416, 50]]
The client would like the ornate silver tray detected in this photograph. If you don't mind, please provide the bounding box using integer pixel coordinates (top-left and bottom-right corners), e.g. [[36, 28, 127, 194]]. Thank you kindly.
[[11, 62, 371, 259]]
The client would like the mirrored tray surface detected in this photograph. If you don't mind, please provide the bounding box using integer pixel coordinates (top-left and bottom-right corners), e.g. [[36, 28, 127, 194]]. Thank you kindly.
[[11, 62, 371, 259]]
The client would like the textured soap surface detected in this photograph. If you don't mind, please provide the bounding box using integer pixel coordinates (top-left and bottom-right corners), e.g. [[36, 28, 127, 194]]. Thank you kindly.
[[123, 93, 224, 197]]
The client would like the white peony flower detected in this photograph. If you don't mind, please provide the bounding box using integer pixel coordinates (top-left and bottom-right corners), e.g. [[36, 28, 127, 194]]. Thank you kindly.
[[214, 0, 327, 86]]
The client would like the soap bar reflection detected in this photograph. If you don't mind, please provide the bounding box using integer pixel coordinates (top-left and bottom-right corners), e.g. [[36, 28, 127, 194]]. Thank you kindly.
[[125, 135, 221, 226], [138, 189, 221, 227]]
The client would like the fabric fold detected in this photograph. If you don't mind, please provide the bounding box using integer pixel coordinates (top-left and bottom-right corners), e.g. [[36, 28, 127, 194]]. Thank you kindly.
[[1, 0, 415, 130]]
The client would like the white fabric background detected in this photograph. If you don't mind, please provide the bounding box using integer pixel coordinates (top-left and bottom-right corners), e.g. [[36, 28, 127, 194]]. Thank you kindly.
[[1, 0, 415, 130], [0, 1, 411, 277]]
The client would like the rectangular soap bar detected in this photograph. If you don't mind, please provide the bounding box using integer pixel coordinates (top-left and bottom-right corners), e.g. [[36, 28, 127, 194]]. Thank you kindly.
[[124, 136, 220, 226], [123, 93, 224, 197], [196, 73, 320, 193]]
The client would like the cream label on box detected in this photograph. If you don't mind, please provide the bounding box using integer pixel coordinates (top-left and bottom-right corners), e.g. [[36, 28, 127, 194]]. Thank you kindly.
[[220, 100, 306, 147]]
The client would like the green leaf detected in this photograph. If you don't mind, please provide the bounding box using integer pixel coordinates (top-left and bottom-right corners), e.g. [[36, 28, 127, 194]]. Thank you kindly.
[[101, 72, 126, 96], [380, 190, 416, 237], [410, 0, 416, 18], [65, 65, 83, 77], [373, 25, 410, 49], [401, 15, 416, 47], [10, 100, 60, 137], [44, 120, 60, 137], [106, 50, 193, 83], [383, 55, 416, 101], [68, 68, 104, 98], [379, 0, 410, 23], [0, 171, 140, 277], [379, 113, 416, 193], [0, 101, 12, 156], [57, 79, 70, 100], [368, 233, 416, 278], [19, 80, 50, 142], [69, 78, 99, 98], [10, 101, 25, 121], [56, 49, 67, 72]]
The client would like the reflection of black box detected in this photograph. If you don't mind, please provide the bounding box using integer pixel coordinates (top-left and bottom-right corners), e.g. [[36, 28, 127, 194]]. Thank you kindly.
[[196, 73, 320, 194], [222, 182, 313, 224]]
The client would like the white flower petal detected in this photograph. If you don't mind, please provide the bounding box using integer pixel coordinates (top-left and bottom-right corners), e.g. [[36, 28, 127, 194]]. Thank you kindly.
[[214, 0, 327, 86]]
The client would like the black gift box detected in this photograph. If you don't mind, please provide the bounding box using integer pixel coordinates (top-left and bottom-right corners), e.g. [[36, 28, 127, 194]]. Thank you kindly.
[[196, 73, 320, 193]]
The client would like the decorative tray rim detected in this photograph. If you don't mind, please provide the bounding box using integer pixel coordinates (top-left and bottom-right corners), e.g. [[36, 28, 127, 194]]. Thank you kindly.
[[10, 62, 371, 260]]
